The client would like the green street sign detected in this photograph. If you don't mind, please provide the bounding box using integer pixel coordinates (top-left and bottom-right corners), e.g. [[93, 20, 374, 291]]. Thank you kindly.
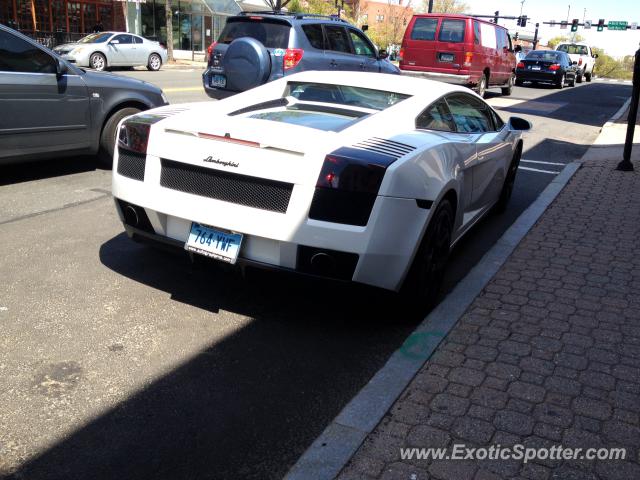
[[608, 20, 628, 31]]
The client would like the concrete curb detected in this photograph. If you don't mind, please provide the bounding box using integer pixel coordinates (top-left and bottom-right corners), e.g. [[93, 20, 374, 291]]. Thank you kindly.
[[603, 97, 631, 127], [284, 161, 582, 480]]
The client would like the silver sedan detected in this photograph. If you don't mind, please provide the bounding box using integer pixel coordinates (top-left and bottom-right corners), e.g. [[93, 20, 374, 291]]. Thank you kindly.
[[53, 31, 168, 71]]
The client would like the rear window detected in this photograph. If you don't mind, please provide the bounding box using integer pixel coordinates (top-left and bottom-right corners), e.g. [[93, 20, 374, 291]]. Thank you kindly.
[[526, 51, 562, 62], [410, 18, 438, 41], [218, 18, 290, 49], [286, 82, 410, 111], [557, 44, 588, 55], [438, 19, 465, 42]]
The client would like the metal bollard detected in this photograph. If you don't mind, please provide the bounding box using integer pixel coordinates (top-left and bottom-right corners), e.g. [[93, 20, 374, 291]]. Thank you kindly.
[[617, 47, 640, 171]]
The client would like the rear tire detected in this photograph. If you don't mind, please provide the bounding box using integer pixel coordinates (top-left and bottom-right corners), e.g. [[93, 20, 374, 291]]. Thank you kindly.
[[476, 74, 487, 98], [147, 53, 162, 71], [576, 73, 583, 83], [515, 78, 523, 87], [556, 74, 565, 89], [400, 199, 453, 315], [97, 107, 141, 168], [585, 71, 592, 82], [501, 75, 514, 96], [495, 144, 522, 213], [569, 75, 576, 87]]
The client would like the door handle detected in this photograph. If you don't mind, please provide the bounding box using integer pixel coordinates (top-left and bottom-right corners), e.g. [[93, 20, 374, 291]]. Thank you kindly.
[[359, 63, 365, 69], [329, 60, 338, 68]]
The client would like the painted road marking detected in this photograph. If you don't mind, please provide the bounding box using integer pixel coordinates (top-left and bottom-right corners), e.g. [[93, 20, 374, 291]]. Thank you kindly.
[[518, 166, 559, 175], [163, 86, 203, 93], [521, 159, 565, 166]]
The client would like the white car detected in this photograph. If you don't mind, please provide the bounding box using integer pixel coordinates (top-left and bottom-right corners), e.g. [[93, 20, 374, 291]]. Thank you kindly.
[[54, 32, 167, 71], [555, 43, 598, 83], [112, 71, 530, 307]]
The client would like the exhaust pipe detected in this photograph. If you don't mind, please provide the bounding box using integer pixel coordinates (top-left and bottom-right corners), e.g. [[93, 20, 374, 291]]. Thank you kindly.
[[310, 252, 335, 275], [123, 205, 139, 227]]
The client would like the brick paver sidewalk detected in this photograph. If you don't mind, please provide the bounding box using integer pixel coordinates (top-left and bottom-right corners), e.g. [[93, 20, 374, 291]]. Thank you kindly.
[[337, 155, 640, 480]]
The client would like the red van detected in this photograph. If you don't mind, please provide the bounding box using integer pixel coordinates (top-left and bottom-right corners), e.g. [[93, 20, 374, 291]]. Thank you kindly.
[[399, 14, 516, 97]]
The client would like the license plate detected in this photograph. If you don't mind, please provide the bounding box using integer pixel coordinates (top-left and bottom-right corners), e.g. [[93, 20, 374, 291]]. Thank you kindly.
[[531, 66, 541, 71], [185, 222, 242, 264], [439, 53, 454, 62], [211, 74, 226, 88]]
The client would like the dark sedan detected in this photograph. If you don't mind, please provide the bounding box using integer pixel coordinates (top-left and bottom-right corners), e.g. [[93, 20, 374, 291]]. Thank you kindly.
[[515, 50, 577, 89], [0, 24, 168, 167]]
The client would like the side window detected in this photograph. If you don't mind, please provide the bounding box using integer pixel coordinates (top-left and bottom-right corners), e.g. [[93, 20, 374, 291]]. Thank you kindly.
[[445, 93, 495, 133], [416, 98, 456, 132], [0, 30, 56, 74], [302, 24, 325, 50], [324, 26, 351, 54], [348, 29, 375, 57], [134, 36, 143, 44], [438, 19, 465, 43], [113, 34, 133, 44], [410, 18, 438, 41], [473, 20, 480, 45]]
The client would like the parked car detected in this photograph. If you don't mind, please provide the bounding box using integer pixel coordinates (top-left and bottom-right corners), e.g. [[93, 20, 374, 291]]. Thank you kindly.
[[202, 12, 399, 99], [53, 31, 167, 71], [113, 71, 530, 309], [398, 14, 516, 98], [515, 50, 577, 88], [555, 42, 598, 83], [0, 24, 168, 166]]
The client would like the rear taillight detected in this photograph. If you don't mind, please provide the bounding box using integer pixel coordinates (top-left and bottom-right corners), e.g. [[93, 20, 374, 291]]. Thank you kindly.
[[578, 57, 583, 65], [207, 41, 217, 57], [398, 47, 405, 61], [516, 62, 525, 69], [284, 48, 304, 70], [118, 121, 151, 155], [463, 52, 473, 67], [549, 64, 561, 71], [309, 147, 396, 226]]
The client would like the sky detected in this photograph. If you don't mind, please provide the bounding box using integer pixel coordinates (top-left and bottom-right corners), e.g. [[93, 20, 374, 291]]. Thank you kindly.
[[461, 0, 640, 57]]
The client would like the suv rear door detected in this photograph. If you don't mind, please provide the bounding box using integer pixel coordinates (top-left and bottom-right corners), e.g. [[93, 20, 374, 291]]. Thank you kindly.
[[346, 28, 379, 72]]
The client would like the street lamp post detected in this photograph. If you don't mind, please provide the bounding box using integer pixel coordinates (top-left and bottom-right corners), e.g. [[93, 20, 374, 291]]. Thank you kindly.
[[617, 47, 640, 171], [428, 0, 434, 13]]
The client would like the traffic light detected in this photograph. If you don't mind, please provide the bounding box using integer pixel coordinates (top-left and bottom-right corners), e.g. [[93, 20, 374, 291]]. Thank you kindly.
[[597, 19, 605, 31], [514, 32, 519, 41], [571, 18, 579, 32], [518, 15, 527, 28], [494, 11, 499, 24]]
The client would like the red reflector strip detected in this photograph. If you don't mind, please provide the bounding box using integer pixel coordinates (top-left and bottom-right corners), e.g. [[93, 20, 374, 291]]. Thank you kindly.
[[198, 132, 260, 148]]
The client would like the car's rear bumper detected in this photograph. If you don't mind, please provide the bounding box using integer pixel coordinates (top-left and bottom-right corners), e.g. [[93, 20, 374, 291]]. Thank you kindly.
[[399, 69, 472, 85], [516, 70, 562, 83], [202, 68, 239, 100]]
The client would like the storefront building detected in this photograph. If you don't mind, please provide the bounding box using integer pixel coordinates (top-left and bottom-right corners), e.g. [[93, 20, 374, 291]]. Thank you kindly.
[[0, 0, 264, 51]]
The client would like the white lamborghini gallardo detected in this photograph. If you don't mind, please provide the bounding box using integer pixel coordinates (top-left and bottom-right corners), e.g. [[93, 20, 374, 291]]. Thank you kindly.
[[112, 71, 530, 306]]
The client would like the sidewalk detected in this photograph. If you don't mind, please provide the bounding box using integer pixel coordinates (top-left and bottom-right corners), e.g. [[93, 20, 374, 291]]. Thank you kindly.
[[287, 110, 640, 479], [332, 124, 640, 479]]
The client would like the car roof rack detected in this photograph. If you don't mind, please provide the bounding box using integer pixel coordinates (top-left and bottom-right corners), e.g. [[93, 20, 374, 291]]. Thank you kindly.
[[293, 13, 349, 22], [237, 11, 348, 23]]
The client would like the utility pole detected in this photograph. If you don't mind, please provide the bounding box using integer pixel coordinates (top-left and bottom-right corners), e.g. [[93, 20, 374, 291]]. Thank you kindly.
[[520, 0, 525, 18], [428, 0, 434, 13], [165, 0, 173, 62], [533, 22, 539, 49], [566, 4, 570, 22]]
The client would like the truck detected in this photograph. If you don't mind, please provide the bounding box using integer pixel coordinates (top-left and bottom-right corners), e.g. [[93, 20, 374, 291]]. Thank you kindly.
[[555, 42, 598, 83]]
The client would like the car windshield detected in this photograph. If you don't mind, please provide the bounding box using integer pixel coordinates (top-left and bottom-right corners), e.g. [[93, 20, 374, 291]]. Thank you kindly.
[[525, 51, 561, 62], [286, 82, 410, 111], [557, 44, 588, 55], [218, 19, 290, 49], [77, 32, 112, 43]]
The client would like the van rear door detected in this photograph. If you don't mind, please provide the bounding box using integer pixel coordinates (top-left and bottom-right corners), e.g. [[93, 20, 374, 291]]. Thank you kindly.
[[401, 16, 469, 75]]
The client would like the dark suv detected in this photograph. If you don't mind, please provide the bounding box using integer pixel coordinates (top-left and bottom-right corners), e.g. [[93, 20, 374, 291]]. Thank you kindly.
[[202, 12, 400, 99]]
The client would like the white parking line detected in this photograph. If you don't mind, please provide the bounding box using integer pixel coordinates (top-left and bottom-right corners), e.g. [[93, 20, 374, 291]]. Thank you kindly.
[[521, 159, 565, 166], [518, 166, 559, 175]]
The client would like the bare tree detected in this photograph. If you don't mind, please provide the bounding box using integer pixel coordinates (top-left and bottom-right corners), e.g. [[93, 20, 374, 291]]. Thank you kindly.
[[264, 0, 293, 11], [419, 0, 467, 13], [165, 0, 174, 61]]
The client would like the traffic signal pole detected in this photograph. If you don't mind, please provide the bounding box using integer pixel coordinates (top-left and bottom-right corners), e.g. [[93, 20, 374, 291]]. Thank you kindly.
[[617, 47, 640, 171]]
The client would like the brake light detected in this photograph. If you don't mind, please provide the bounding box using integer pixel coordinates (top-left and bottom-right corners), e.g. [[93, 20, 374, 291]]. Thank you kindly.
[[463, 52, 473, 67], [517, 62, 525, 69], [549, 64, 561, 71], [309, 147, 397, 226], [284, 48, 304, 70], [207, 41, 217, 57], [398, 48, 405, 61], [118, 121, 151, 155], [578, 57, 583, 65]]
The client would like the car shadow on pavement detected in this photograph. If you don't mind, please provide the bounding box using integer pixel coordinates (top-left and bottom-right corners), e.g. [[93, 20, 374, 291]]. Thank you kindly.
[[5, 233, 418, 480], [0, 156, 98, 187], [502, 82, 632, 128]]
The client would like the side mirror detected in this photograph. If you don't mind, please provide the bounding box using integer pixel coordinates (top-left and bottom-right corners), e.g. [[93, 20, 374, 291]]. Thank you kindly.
[[362, 24, 368, 32], [572, 61, 578, 65], [110, 39, 119, 45], [593, 53, 599, 58], [378, 49, 388, 60], [509, 116, 532, 131], [55, 58, 68, 78]]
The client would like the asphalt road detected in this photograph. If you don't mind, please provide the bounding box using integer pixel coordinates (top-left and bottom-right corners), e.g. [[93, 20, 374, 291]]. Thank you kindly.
[[0, 74, 632, 480]]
